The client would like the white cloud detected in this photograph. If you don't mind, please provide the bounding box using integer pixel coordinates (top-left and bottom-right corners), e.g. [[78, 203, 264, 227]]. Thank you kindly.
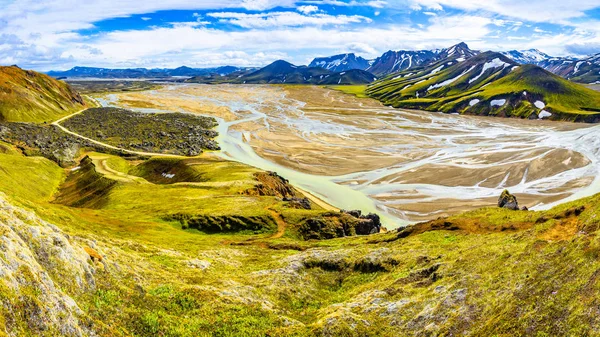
[[207, 11, 372, 28], [297, 5, 319, 14], [301, 0, 387, 8], [406, 0, 600, 22], [141, 17, 152, 21]]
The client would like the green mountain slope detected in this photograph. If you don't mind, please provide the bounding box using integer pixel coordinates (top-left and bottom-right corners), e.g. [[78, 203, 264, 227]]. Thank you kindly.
[[367, 52, 600, 122], [0, 66, 88, 123]]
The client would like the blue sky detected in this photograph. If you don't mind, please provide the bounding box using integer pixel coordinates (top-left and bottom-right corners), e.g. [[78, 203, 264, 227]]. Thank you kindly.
[[1, 0, 599, 71]]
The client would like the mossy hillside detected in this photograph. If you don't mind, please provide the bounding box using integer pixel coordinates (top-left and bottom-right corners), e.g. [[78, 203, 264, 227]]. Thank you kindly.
[[6, 141, 600, 335], [0, 152, 64, 203], [367, 52, 600, 121], [0, 66, 87, 123], [129, 156, 259, 185]]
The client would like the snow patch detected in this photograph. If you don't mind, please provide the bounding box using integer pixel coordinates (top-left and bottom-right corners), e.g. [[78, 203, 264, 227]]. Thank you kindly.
[[456, 57, 465, 62], [428, 66, 474, 91], [534, 101, 546, 109], [469, 99, 480, 106], [428, 65, 444, 76], [490, 99, 506, 107], [538, 110, 552, 119], [162, 173, 175, 179], [468, 58, 509, 84]]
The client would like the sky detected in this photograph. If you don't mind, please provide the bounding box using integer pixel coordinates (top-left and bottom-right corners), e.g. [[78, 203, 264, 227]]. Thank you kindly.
[[1, 0, 600, 71]]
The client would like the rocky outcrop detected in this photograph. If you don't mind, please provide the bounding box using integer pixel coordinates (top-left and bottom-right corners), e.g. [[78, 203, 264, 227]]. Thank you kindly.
[[245, 171, 312, 209], [498, 189, 519, 210], [0, 193, 98, 336], [299, 210, 382, 240]]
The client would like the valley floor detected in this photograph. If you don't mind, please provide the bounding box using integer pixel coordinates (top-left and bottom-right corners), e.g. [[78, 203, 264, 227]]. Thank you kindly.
[[95, 84, 600, 225]]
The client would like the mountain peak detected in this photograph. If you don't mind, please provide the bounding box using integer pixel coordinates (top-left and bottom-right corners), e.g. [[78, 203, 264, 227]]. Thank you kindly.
[[309, 53, 371, 72], [438, 42, 478, 60]]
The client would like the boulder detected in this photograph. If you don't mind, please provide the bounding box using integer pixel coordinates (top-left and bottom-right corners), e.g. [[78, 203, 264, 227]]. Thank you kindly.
[[498, 189, 519, 210]]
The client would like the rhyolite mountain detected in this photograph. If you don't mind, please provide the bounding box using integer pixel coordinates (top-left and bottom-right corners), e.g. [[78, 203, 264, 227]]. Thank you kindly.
[[367, 51, 600, 122], [0, 65, 87, 122], [47, 65, 248, 79], [309, 53, 372, 72]]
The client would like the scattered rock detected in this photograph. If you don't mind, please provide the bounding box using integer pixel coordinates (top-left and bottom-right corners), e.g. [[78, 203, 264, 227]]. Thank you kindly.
[[498, 189, 519, 210], [282, 197, 311, 210], [185, 259, 211, 270]]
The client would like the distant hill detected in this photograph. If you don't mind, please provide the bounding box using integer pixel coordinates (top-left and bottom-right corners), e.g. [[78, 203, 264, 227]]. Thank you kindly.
[[186, 60, 377, 85], [238, 60, 330, 84], [367, 51, 600, 122], [47, 66, 247, 79], [0, 66, 87, 123], [309, 53, 371, 72]]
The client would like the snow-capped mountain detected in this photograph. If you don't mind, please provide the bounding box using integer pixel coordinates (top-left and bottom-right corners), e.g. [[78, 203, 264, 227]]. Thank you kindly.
[[436, 42, 479, 60], [502, 49, 552, 64], [537, 53, 600, 83], [308, 53, 371, 73], [368, 50, 600, 121], [365, 50, 438, 76]]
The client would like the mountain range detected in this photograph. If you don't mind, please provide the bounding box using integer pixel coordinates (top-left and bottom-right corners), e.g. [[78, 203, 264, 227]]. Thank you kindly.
[[186, 60, 377, 85], [47, 65, 249, 79], [47, 43, 600, 85]]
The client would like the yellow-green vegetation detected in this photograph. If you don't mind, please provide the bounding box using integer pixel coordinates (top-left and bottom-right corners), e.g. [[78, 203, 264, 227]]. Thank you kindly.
[[327, 85, 368, 98], [3, 139, 600, 335], [0, 66, 87, 123], [368, 52, 600, 122]]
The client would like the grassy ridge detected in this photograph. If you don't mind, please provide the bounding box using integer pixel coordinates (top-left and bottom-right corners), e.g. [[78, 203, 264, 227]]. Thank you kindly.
[[0, 66, 87, 123]]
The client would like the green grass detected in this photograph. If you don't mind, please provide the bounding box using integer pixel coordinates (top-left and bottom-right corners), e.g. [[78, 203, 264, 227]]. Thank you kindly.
[[327, 85, 368, 98], [7, 136, 600, 335], [0, 152, 65, 202]]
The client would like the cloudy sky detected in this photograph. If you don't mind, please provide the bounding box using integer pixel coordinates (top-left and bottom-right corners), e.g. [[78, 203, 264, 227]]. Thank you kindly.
[[1, 0, 600, 71]]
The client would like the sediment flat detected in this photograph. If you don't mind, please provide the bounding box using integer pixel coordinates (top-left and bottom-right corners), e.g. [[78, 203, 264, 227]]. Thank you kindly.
[[96, 84, 600, 225]]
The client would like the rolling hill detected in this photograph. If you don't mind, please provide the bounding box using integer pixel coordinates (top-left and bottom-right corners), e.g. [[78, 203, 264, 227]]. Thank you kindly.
[[367, 51, 600, 122], [0, 65, 87, 123]]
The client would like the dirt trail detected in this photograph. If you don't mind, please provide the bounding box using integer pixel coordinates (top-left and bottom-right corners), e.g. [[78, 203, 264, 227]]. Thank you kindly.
[[88, 154, 149, 184], [267, 208, 287, 239]]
